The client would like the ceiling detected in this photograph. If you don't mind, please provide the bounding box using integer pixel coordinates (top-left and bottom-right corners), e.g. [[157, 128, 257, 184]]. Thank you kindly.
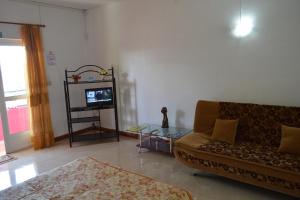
[[21, 0, 119, 10]]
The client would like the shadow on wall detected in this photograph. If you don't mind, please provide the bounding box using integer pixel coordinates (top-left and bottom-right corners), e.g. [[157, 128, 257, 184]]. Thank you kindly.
[[175, 110, 186, 128], [119, 72, 139, 130]]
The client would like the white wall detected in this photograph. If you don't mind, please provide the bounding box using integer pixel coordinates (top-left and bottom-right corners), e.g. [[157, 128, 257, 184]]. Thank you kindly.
[[0, 0, 89, 136], [86, 0, 300, 130]]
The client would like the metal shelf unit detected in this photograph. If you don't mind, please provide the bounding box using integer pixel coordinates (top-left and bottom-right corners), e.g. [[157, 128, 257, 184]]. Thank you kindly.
[[64, 65, 119, 147]]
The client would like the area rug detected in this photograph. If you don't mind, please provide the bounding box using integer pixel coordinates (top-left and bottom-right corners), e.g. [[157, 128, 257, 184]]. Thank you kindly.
[[0, 157, 192, 200], [0, 154, 16, 165]]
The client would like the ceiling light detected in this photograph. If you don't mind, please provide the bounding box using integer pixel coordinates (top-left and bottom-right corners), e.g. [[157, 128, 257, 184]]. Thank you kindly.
[[233, 16, 254, 38]]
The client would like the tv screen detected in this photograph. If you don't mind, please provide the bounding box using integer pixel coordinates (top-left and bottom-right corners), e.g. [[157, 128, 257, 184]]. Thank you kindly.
[[85, 87, 114, 107]]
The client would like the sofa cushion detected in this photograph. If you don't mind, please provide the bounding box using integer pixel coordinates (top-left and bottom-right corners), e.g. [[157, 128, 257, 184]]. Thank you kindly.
[[219, 102, 300, 146], [198, 141, 300, 173], [211, 119, 239, 144], [175, 132, 211, 150], [279, 125, 300, 155]]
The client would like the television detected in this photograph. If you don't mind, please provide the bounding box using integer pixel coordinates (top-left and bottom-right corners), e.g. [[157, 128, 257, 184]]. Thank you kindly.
[[85, 87, 114, 107]]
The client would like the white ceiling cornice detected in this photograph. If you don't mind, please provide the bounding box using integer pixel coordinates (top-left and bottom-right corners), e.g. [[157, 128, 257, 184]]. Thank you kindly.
[[12, 0, 118, 10]]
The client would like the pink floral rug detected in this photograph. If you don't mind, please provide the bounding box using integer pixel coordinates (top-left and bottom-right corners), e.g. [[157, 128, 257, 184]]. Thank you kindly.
[[0, 157, 192, 200]]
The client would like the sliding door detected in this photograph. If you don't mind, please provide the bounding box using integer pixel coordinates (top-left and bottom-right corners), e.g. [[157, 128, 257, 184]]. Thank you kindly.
[[0, 38, 31, 153]]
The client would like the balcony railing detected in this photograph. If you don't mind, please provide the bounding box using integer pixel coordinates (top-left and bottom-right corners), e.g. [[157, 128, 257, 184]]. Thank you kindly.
[[0, 105, 29, 141]]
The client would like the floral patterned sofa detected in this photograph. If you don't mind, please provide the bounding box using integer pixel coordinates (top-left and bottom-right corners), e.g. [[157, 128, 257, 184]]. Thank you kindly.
[[174, 100, 300, 198]]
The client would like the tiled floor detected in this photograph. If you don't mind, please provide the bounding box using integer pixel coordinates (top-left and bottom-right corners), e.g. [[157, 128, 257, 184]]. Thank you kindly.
[[0, 137, 297, 200]]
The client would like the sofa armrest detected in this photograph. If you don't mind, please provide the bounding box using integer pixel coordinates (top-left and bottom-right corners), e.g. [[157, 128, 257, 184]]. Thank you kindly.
[[175, 132, 212, 149]]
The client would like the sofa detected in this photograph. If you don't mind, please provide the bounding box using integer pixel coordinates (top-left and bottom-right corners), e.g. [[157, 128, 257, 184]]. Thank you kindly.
[[174, 100, 300, 198]]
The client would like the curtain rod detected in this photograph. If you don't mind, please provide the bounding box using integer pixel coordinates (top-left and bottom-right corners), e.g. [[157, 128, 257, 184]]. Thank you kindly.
[[0, 21, 46, 28]]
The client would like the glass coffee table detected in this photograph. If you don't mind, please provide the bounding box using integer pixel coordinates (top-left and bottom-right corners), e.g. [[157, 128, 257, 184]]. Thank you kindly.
[[137, 124, 191, 154]]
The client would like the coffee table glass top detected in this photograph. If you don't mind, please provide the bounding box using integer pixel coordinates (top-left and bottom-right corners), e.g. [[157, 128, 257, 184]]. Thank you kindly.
[[139, 124, 191, 139]]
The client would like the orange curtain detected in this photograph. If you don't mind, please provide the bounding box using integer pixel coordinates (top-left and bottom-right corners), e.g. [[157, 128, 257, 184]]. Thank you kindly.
[[21, 25, 54, 150]]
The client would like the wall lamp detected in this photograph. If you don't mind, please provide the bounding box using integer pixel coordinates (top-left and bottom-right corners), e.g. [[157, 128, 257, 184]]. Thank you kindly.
[[233, 16, 254, 38]]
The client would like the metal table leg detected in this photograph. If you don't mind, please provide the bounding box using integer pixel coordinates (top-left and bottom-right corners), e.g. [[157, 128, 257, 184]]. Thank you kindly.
[[169, 138, 172, 153], [139, 131, 142, 153]]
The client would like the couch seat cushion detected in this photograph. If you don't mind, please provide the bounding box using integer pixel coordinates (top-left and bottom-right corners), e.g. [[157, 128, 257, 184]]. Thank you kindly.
[[198, 141, 300, 173]]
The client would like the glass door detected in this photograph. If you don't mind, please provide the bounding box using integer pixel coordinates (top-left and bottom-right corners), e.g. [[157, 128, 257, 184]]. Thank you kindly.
[[0, 38, 31, 153]]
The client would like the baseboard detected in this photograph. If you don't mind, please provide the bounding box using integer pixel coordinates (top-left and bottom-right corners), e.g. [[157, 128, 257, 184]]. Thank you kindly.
[[55, 127, 138, 142], [98, 127, 139, 139], [120, 131, 139, 139]]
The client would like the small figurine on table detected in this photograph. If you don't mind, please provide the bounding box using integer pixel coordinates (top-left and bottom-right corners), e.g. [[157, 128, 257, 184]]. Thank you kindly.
[[161, 107, 169, 128]]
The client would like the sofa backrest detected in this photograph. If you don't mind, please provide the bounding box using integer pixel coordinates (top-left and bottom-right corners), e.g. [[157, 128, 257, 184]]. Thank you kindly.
[[194, 100, 219, 134], [194, 100, 300, 146]]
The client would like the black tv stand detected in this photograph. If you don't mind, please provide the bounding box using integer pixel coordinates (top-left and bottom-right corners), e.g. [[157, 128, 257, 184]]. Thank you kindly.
[[64, 65, 119, 147], [70, 105, 114, 112]]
